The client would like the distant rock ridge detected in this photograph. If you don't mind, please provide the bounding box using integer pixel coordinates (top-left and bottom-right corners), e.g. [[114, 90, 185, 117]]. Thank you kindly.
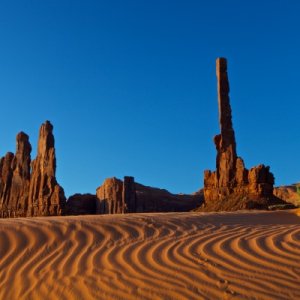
[[0, 121, 66, 217], [202, 58, 285, 211], [93, 176, 202, 215], [134, 182, 202, 212]]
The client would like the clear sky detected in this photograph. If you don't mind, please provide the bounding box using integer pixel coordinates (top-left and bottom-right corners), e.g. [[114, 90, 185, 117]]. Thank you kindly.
[[0, 1, 299, 197]]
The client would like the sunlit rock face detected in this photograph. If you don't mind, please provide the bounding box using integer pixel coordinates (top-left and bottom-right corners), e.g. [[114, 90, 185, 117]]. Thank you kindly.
[[203, 58, 282, 211], [96, 177, 125, 214], [96, 176, 137, 214]]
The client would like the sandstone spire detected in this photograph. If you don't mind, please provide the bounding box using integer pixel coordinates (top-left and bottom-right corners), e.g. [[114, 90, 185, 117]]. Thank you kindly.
[[0, 152, 15, 217], [215, 58, 237, 187], [0, 133, 31, 217], [9, 132, 32, 216], [203, 58, 281, 210], [28, 121, 66, 216]]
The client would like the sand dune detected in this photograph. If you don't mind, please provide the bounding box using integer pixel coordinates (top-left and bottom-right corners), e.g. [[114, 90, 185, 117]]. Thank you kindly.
[[0, 210, 299, 300]]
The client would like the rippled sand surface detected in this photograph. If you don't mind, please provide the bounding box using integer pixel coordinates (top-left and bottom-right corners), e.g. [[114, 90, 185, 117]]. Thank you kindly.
[[0, 210, 299, 300]]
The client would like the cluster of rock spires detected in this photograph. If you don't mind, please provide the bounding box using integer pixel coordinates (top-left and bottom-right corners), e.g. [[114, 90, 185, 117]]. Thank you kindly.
[[202, 58, 285, 210], [0, 121, 66, 217], [0, 58, 295, 218]]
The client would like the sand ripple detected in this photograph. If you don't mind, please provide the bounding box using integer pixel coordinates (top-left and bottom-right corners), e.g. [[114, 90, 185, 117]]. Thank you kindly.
[[0, 210, 299, 299]]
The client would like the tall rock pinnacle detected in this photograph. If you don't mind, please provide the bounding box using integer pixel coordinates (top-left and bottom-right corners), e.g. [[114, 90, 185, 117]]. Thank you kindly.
[[0, 133, 31, 217], [203, 58, 281, 211], [9, 132, 32, 216], [215, 58, 237, 187], [28, 121, 65, 216]]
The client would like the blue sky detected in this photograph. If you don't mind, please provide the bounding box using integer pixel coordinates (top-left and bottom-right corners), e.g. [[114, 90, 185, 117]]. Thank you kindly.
[[0, 1, 299, 197]]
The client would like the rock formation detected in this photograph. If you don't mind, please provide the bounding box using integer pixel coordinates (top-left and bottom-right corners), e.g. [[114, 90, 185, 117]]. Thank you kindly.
[[0, 121, 66, 218], [135, 183, 202, 212], [274, 184, 300, 207], [96, 177, 124, 214], [28, 121, 65, 216], [0, 133, 31, 217], [203, 58, 284, 211], [96, 176, 136, 214], [123, 176, 137, 213], [3, 59, 291, 217], [65, 193, 98, 215], [96, 176, 202, 214], [0, 119, 202, 217]]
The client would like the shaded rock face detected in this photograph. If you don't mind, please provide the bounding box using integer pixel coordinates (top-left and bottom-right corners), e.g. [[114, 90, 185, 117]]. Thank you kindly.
[[0, 121, 66, 218], [123, 176, 137, 213], [96, 177, 202, 214], [203, 58, 281, 211], [66, 194, 98, 215], [135, 183, 202, 212]]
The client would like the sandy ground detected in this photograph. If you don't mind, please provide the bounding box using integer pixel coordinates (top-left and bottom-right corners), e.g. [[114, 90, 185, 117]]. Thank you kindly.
[[0, 210, 299, 300]]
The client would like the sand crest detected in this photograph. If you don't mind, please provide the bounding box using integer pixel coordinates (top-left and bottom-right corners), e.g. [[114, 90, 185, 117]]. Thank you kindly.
[[0, 210, 299, 299]]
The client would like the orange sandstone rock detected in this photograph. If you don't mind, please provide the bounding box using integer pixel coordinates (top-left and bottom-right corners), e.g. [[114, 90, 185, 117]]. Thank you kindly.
[[96, 177, 124, 214], [28, 121, 65, 216], [0, 133, 31, 217], [0, 121, 65, 218], [203, 58, 283, 211], [96, 176, 202, 214]]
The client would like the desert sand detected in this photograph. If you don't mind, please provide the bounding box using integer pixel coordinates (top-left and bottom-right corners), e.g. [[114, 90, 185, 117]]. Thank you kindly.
[[0, 210, 299, 300]]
